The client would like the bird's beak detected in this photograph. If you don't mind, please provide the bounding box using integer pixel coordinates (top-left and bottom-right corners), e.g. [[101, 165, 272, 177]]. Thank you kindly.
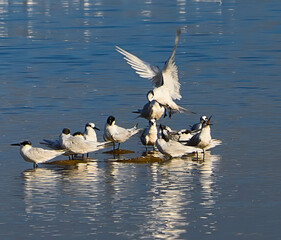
[[11, 143, 20, 146], [94, 127, 100, 131], [206, 116, 212, 125]]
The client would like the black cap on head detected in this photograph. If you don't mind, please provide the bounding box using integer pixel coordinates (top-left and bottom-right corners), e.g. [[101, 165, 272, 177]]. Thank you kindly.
[[62, 128, 71, 134], [21, 140, 32, 146], [107, 116, 115, 125]]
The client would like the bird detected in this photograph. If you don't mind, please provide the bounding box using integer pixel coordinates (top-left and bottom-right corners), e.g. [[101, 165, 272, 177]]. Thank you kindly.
[[186, 116, 222, 155], [116, 28, 193, 117], [190, 116, 208, 131], [133, 90, 166, 120], [159, 124, 193, 142], [11, 141, 66, 168], [155, 125, 198, 158], [140, 119, 158, 150], [60, 130, 109, 158], [83, 122, 100, 142], [103, 116, 139, 150], [41, 128, 73, 159]]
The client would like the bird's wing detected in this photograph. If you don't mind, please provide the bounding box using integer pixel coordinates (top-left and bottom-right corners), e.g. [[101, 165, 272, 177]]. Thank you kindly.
[[187, 133, 200, 146], [162, 28, 181, 100], [116, 46, 163, 87], [31, 147, 64, 162], [41, 139, 61, 150]]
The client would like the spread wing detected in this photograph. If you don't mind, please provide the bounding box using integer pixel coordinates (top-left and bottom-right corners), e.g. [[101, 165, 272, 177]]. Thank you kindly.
[[116, 46, 163, 87], [162, 28, 181, 100]]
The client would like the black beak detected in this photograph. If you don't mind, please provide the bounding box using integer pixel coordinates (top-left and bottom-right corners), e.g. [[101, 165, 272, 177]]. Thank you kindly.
[[206, 115, 213, 125], [94, 127, 100, 131], [11, 143, 21, 146]]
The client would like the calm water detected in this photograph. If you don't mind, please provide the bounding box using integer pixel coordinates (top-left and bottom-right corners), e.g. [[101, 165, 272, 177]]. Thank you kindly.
[[0, 0, 281, 239]]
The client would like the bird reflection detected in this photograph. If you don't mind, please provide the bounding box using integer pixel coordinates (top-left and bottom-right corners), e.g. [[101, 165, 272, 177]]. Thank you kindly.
[[22, 168, 60, 215], [22, 161, 101, 215], [139, 152, 220, 238]]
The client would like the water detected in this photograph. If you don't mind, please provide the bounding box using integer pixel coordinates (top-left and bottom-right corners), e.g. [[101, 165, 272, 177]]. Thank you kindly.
[[0, 0, 281, 239]]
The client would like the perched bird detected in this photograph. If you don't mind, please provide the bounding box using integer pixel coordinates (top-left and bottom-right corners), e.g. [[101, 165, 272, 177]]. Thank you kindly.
[[156, 125, 198, 158], [160, 124, 193, 142], [190, 116, 208, 131], [60, 130, 109, 158], [140, 119, 158, 150], [103, 116, 139, 150], [11, 141, 65, 168], [41, 128, 73, 159], [187, 116, 222, 154], [133, 90, 166, 120], [116, 28, 193, 116], [83, 122, 100, 142], [59, 128, 72, 150]]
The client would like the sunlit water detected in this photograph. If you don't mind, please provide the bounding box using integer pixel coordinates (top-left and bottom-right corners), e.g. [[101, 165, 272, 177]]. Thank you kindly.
[[0, 0, 280, 239]]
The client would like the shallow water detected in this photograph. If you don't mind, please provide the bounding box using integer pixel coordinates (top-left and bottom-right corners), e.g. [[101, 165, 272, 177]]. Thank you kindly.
[[0, 0, 281, 239]]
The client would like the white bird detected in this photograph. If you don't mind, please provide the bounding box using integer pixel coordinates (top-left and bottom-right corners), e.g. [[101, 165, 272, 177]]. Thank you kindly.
[[41, 128, 73, 159], [140, 119, 158, 150], [83, 122, 100, 142], [156, 125, 198, 158], [116, 28, 193, 116], [103, 116, 139, 150], [190, 116, 208, 131], [60, 130, 109, 158], [160, 124, 193, 142], [186, 116, 222, 154], [11, 141, 66, 168], [133, 90, 166, 120]]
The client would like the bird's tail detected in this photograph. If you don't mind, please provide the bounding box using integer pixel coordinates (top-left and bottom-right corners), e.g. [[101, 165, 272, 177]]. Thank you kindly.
[[132, 109, 141, 114], [97, 141, 113, 149], [129, 123, 140, 136], [178, 105, 196, 115], [205, 139, 222, 150]]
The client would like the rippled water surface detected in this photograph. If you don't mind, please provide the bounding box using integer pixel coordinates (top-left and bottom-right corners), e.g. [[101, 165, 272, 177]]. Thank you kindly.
[[0, 0, 281, 239]]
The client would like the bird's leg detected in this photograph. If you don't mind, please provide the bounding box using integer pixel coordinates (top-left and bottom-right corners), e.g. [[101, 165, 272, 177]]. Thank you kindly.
[[82, 154, 84, 159], [169, 109, 172, 118], [113, 143, 115, 151], [117, 143, 120, 150], [33, 163, 38, 168], [163, 108, 167, 118], [87, 153, 89, 158]]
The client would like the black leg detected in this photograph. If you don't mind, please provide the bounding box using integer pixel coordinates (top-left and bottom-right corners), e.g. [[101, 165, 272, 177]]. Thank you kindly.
[[169, 109, 172, 118]]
